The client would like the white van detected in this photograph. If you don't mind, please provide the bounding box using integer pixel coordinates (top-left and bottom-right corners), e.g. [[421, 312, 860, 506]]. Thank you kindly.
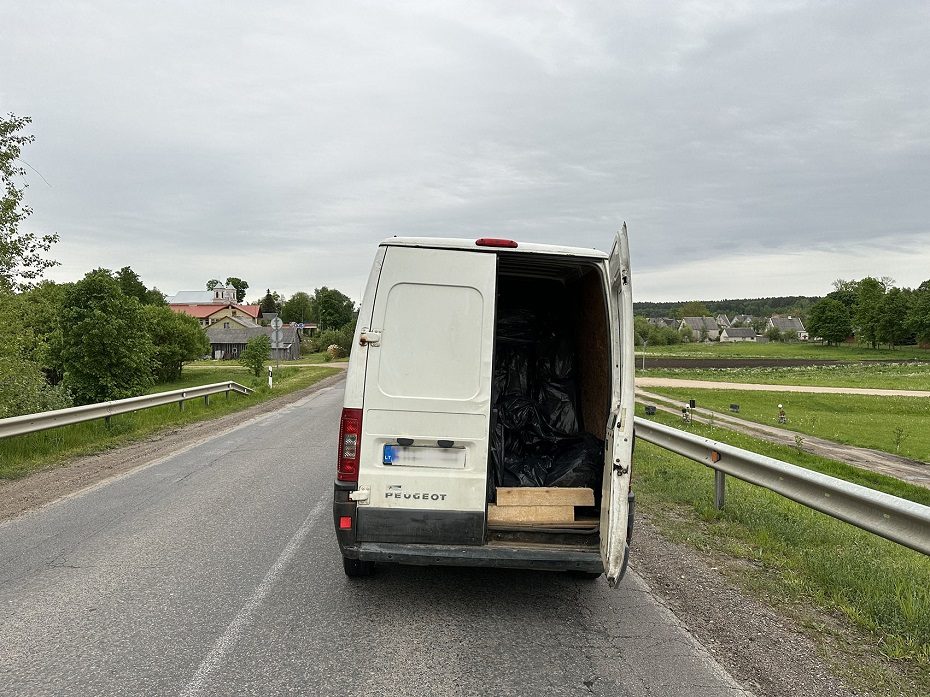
[[333, 227, 636, 586]]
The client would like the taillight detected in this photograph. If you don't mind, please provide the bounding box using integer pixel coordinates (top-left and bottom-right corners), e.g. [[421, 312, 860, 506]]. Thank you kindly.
[[475, 237, 518, 248], [337, 408, 362, 481]]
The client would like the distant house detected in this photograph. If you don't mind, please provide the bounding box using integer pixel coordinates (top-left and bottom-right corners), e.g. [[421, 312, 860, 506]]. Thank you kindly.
[[720, 327, 757, 343], [730, 314, 755, 328], [679, 317, 720, 341], [206, 324, 301, 361], [647, 317, 677, 329], [715, 314, 730, 328], [169, 301, 261, 328], [767, 315, 808, 341]]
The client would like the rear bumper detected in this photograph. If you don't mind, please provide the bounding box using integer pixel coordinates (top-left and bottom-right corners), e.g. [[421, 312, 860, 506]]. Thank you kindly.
[[340, 541, 604, 572]]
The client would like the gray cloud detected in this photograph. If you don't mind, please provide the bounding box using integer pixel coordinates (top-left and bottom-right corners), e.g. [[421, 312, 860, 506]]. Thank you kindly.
[[2, 1, 928, 302]]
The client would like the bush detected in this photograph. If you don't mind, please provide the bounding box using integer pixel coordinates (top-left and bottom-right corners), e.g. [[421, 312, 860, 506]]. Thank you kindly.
[[240, 334, 271, 377], [307, 325, 354, 355], [0, 357, 72, 418]]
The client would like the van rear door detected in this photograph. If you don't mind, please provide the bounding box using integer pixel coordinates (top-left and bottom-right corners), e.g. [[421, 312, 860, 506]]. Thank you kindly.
[[601, 224, 636, 585], [356, 245, 496, 545]]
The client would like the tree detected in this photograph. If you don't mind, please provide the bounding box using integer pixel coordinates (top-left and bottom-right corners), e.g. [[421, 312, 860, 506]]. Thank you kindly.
[[206, 279, 221, 291], [0, 356, 71, 418], [115, 266, 148, 303], [281, 291, 313, 324], [225, 277, 249, 303], [855, 277, 886, 349], [311, 286, 356, 330], [1, 114, 59, 291], [59, 269, 154, 404], [909, 286, 930, 344], [260, 288, 281, 315], [765, 326, 782, 342], [676, 301, 710, 320], [807, 298, 852, 345], [143, 305, 210, 382], [240, 334, 270, 377], [876, 287, 911, 349]]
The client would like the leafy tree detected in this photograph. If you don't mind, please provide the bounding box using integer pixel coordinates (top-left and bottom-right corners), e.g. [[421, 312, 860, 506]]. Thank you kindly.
[[751, 317, 768, 334], [225, 277, 249, 303], [807, 298, 852, 345], [59, 269, 154, 404], [144, 287, 166, 305], [855, 277, 886, 349], [765, 326, 782, 342], [307, 326, 354, 355], [1, 114, 60, 291], [909, 286, 930, 344], [116, 266, 148, 303], [281, 291, 313, 324], [876, 287, 911, 349], [311, 286, 356, 330], [206, 279, 221, 290], [143, 305, 210, 382], [240, 334, 270, 377], [828, 279, 859, 309], [675, 301, 710, 320]]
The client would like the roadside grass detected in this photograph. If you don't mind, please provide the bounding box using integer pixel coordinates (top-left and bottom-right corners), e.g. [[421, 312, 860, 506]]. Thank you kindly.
[[650, 386, 930, 464], [0, 365, 340, 480], [638, 362, 930, 391], [184, 352, 347, 367], [635, 407, 930, 689], [638, 342, 929, 361]]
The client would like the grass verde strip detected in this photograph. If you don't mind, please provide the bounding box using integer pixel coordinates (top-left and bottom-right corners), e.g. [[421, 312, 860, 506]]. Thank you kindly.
[[633, 406, 930, 689], [638, 362, 930, 391], [649, 386, 930, 464], [638, 341, 929, 361], [0, 365, 340, 480]]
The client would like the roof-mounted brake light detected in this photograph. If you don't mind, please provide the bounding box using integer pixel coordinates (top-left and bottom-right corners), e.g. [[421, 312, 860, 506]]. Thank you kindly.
[[476, 238, 518, 248]]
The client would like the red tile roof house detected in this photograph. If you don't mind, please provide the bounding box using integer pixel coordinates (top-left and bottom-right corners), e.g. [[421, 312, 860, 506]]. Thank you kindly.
[[167, 288, 261, 328]]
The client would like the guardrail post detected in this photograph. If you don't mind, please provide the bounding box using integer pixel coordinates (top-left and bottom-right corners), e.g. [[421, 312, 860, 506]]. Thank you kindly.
[[204, 395, 210, 407], [104, 416, 111, 428], [179, 399, 185, 412], [714, 470, 726, 510], [225, 389, 230, 400]]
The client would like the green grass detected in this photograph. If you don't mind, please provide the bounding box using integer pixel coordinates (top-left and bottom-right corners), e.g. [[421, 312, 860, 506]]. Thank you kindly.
[[638, 362, 930, 390], [0, 365, 340, 480], [649, 387, 930, 463], [639, 341, 929, 361], [635, 406, 930, 688], [184, 352, 347, 367]]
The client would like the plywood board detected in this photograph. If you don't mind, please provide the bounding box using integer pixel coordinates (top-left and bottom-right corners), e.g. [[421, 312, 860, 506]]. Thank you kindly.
[[487, 504, 576, 525], [495, 487, 595, 507]]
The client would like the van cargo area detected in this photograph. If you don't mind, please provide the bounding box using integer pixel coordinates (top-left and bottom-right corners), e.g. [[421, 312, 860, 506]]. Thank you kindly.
[[488, 255, 610, 537]]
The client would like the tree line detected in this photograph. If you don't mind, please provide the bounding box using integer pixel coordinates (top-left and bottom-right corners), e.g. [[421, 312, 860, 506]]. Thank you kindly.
[[808, 278, 930, 348]]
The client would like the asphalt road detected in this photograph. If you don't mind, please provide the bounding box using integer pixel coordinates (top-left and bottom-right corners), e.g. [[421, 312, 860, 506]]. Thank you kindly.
[[0, 381, 750, 696]]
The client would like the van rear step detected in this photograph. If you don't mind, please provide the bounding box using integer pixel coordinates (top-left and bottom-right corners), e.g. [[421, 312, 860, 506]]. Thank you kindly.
[[350, 541, 603, 572], [488, 487, 597, 529]]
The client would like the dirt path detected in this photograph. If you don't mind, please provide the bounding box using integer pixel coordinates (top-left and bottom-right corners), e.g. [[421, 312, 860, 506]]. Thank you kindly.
[[0, 372, 347, 523], [637, 377, 930, 398], [637, 389, 930, 488]]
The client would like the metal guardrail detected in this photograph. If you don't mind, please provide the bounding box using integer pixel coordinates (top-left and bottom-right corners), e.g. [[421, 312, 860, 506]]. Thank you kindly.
[[0, 382, 254, 440], [634, 417, 930, 556]]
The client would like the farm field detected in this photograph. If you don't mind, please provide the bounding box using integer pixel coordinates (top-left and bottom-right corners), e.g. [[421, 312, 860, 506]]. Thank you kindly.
[[638, 341, 929, 361], [638, 362, 930, 390], [648, 386, 930, 464]]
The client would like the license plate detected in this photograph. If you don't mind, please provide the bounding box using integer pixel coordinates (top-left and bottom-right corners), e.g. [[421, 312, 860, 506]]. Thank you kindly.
[[383, 445, 466, 469]]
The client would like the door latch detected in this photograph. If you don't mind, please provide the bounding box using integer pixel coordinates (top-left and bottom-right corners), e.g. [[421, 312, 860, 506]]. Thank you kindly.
[[349, 488, 370, 503], [613, 459, 629, 475], [359, 330, 381, 347]]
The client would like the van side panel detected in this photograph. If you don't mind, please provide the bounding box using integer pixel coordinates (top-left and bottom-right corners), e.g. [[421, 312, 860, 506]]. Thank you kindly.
[[356, 246, 496, 546]]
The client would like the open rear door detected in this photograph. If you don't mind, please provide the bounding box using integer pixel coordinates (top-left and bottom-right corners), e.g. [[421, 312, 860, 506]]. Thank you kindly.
[[600, 223, 636, 586], [355, 245, 497, 546]]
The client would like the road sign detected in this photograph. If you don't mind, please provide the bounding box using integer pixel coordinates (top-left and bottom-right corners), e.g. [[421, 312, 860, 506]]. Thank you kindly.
[[270, 316, 284, 349]]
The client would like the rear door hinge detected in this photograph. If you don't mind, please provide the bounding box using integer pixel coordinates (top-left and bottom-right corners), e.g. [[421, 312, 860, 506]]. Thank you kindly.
[[359, 330, 381, 347]]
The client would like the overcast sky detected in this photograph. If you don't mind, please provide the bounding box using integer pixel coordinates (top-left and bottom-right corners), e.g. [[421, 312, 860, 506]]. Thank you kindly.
[[2, 1, 929, 303]]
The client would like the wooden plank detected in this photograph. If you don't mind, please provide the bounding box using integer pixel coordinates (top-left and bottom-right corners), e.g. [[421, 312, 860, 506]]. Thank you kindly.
[[487, 504, 576, 525], [495, 487, 595, 507]]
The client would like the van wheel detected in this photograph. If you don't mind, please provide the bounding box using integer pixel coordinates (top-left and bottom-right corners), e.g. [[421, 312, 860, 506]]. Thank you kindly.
[[342, 556, 375, 577]]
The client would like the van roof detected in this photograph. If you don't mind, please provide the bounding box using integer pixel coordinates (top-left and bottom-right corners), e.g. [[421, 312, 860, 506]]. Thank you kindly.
[[380, 237, 609, 259]]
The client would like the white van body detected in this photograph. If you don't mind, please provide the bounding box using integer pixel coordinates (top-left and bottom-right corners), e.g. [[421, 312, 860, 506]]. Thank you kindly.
[[334, 227, 635, 586]]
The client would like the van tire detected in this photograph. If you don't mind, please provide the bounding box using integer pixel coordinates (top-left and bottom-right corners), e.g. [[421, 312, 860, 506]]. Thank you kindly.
[[342, 556, 375, 577]]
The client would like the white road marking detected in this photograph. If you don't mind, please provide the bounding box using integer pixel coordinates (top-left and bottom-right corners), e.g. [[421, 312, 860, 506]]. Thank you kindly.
[[179, 493, 328, 697]]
